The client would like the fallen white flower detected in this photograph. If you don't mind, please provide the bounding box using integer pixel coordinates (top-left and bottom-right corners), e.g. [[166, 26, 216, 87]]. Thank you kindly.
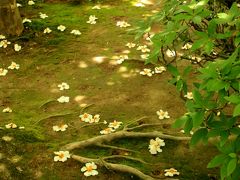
[[164, 168, 180, 177], [71, 30, 81, 35], [53, 124, 68, 132], [58, 82, 69, 90], [14, 44, 21, 52], [39, 12, 48, 19], [28, 0, 35, 5], [166, 49, 176, 57], [5, 123, 17, 129], [140, 68, 152, 77], [22, 18, 31, 23], [54, 151, 71, 162], [156, 109, 170, 119], [0, 40, 11, 48], [2, 107, 12, 113], [81, 162, 98, 177], [155, 66, 166, 74], [57, 25, 66, 32], [184, 92, 193, 100], [0, 68, 8, 76], [57, 96, 69, 103], [43, 27, 52, 34], [0, 35, 6, 40], [8, 62, 20, 70]]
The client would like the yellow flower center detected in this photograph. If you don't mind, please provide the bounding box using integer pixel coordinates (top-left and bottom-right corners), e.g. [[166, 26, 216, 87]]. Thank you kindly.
[[86, 165, 93, 172], [59, 153, 64, 159]]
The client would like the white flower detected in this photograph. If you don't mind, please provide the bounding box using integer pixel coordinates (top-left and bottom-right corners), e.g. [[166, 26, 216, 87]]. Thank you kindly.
[[116, 21, 131, 28], [156, 109, 170, 119], [0, 40, 11, 48], [116, 55, 128, 64], [0, 68, 8, 76], [22, 18, 31, 23], [44, 27, 52, 34], [57, 25, 66, 32], [181, 43, 192, 50], [39, 12, 48, 19], [0, 35, 5, 40], [126, 42, 136, 48], [149, 137, 165, 154], [92, 5, 101, 10], [79, 113, 93, 123], [14, 44, 21, 52], [108, 120, 122, 129], [141, 54, 149, 60], [2, 136, 13, 142], [140, 68, 152, 77], [190, 55, 202, 62], [54, 151, 71, 162], [19, 126, 25, 129], [28, 0, 35, 5], [71, 30, 81, 35], [180, 129, 194, 135], [100, 127, 115, 135], [8, 62, 20, 70], [184, 92, 193, 100], [5, 123, 17, 129], [57, 96, 69, 103], [17, 3, 22, 7], [155, 66, 166, 74], [166, 49, 176, 57], [53, 124, 68, 132], [164, 168, 180, 177], [58, 82, 69, 90], [103, 120, 108, 124], [2, 107, 12, 113], [81, 162, 98, 177], [92, 114, 100, 123], [137, 45, 150, 53], [87, 15, 98, 24]]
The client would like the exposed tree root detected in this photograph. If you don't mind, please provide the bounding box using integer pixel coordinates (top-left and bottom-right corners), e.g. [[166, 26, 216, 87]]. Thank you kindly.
[[62, 130, 190, 151], [72, 154, 156, 180], [61, 118, 189, 179]]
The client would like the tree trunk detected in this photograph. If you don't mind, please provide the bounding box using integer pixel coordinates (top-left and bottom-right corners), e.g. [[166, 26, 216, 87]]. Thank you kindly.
[[0, 0, 23, 36]]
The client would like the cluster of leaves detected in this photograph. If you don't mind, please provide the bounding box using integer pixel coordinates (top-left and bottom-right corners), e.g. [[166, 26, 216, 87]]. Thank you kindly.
[[136, 0, 240, 179]]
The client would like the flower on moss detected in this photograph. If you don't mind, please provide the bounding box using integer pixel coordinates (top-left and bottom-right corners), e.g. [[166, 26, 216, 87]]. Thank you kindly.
[[44, 27, 52, 34], [58, 82, 69, 90], [155, 66, 166, 74], [2, 107, 12, 113], [22, 18, 31, 23], [100, 127, 115, 135], [181, 43, 192, 50], [0, 35, 5, 40], [0, 68, 8, 76], [148, 137, 165, 154], [79, 113, 93, 123], [156, 109, 170, 119], [166, 49, 176, 57], [81, 162, 98, 177], [8, 62, 20, 70], [116, 55, 128, 64], [14, 44, 21, 52], [57, 25, 66, 32], [54, 151, 71, 162], [140, 54, 149, 60], [164, 168, 180, 177], [28, 0, 35, 5], [126, 42, 136, 48], [53, 124, 68, 132], [140, 68, 153, 77], [39, 12, 48, 19], [0, 40, 11, 48], [184, 92, 193, 100], [137, 45, 150, 53], [87, 15, 98, 24], [71, 30, 81, 35], [57, 96, 69, 103], [108, 120, 122, 129], [5, 123, 17, 129], [116, 21, 131, 28], [92, 114, 100, 123]]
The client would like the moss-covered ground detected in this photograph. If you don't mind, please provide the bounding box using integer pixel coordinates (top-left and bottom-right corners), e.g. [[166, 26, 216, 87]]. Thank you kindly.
[[0, 0, 218, 179]]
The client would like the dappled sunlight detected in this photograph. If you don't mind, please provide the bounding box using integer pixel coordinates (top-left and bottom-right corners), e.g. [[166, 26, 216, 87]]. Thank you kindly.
[[74, 95, 86, 103], [118, 66, 128, 73], [78, 61, 88, 68], [106, 81, 115, 86], [92, 56, 106, 64], [122, 50, 131, 54]]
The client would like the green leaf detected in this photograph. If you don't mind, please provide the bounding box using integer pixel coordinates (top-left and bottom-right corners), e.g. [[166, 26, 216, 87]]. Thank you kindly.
[[207, 154, 228, 168], [190, 128, 208, 146], [227, 158, 237, 176], [191, 111, 205, 128], [233, 104, 240, 117], [224, 94, 240, 104], [172, 115, 189, 128], [220, 131, 229, 147], [167, 64, 179, 77], [192, 16, 202, 24]]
